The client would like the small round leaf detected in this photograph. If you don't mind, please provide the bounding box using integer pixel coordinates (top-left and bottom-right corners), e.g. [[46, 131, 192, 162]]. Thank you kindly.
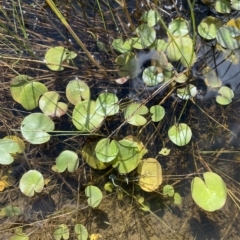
[[56, 150, 79, 173], [85, 186, 103, 208]]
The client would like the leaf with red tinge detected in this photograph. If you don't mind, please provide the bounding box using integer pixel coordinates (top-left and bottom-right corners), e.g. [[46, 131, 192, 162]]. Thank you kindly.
[[115, 76, 130, 84]]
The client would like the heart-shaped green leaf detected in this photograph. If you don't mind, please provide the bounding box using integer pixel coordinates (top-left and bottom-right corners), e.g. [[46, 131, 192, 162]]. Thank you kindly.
[[39, 91, 68, 117], [19, 170, 44, 197], [85, 186, 103, 208], [74, 224, 88, 240], [191, 172, 227, 212], [150, 105, 165, 122], [53, 224, 69, 240], [21, 113, 55, 144], [56, 150, 79, 173]]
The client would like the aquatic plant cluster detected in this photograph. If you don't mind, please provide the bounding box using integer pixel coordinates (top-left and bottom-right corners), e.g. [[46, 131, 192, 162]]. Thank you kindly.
[[1, 0, 240, 238]]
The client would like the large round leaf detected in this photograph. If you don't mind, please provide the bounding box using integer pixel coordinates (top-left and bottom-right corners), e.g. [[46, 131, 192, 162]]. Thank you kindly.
[[19, 170, 44, 197], [85, 186, 102, 208], [19, 82, 48, 110], [21, 113, 55, 144], [39, 91, 68, 117], [168, 18, 189, 37], [56, 150, 79, 173], [72, 100, 104, 132], [191, 172, 227, 212], [168, 123, 192, 146], [66, 80, 90, 105], [95, 138, 118, 163], [137, 158, 162, 192], [10, 75, 34, 103]]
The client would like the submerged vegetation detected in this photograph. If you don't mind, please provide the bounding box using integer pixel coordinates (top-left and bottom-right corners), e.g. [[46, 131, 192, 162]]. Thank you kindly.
[[1, 0, 240, 239]]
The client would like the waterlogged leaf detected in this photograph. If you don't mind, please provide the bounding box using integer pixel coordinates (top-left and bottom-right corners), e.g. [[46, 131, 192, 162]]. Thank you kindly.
[[112, 138, 146, 174], [198, 16, 222, 40], [95, 92, 119, 116], [112, 38, 133, 53], [95, 138, 118, 163], [19, 82, 48, 110], [141, 9, 160, 27], [3, 136, 25, 154], [202, 66, 222, 88], [21, 113, 54, 144], [191, 172, 227, 212], [85, 186, 103, 208], [150, 105, 165, 122], [231, 0, 240, 10], [159, 147, 170, 156], [115, 52, 139, 78], [0, 206, 22, 217], [66, 80, 90, 105], [216, 86, 234, 105], [75, 224, 88, 240], [177, 84, 198, 100], [124, 103, 148, 126], [142, 66, 163, 87], [216, 26, 240, 50], [53, 224, 69, 240], [56, 150, 79, 173], [19, 170, 44, 197], [168, 123, 192, 146], [39, 91, 68, 117], [137, 158, 162, 192], [132, 24, 156, 49], [45, 46, 77, 71], [163, 185, 175, 197], [168, 18, 189, 37], [10, 75, 34, 103], [215, 0, 231, 13], [174, 192, 182, 205], [82, 142, 111, 170], [72, 100, 104, 132], [10, 232, 29, 240]]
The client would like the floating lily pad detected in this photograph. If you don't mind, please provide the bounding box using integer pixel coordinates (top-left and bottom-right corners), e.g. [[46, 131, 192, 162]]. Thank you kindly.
[[19, 82, 48, 110], [95, 138, 119, 163], [3, 136, 25, 154], [19, 170, 44, 197], [82, 142, 111, 170], [202, 66, 222, 88], [115, 52, 139, 78], [53, 224, 69, 240], [191, 172, 227, 212], [163, 184, 174, 197], [198, 16, 222, 40], [159, 147, 170, 156], [231, 0, 240, 10], [137, 158, 162, 192], [21, 113, 55, 144], [132, 24, 156, 49], [10, 75, 34, 103], [215, 0, 231, 13], [95, 92, 119, 116], [0, 149, 14, 165], [141, 9, 160, 27], [85, 186, 103, 208], [216, 86, 234, 105], [124, 103, 148, 126], [75, 224, 88, 240], [150, 105, 165, 122], [72, 100, 104, 132], [168, 18, 189, 37], [56, 150, 79, 173], [66, 80, 90, 105], [168, 123, 192, 146], [177, 84, 198, 100], [39, 91, 68, 117], [45, 46, 77, 71], [112, 38, 133, 53], [216, 25, 240, 50], [112, 138, 146, 174], [155, 39, 168, 52], [0, 206, 22, 217], [142, 66, 163, 87], [167, 36, 196, 67]]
